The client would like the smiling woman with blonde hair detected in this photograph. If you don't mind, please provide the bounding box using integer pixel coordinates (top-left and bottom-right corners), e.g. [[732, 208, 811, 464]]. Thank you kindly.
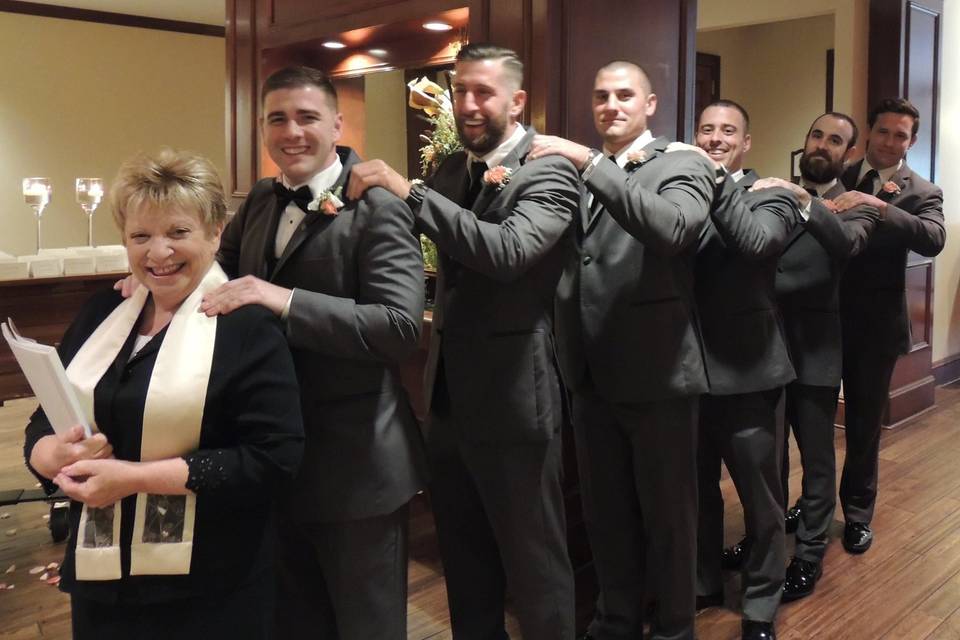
[[24, 148, 304, 639]]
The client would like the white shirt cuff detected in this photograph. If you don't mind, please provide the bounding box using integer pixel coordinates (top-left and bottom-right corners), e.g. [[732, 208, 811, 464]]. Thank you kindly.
[[280, 288, 295, 321]]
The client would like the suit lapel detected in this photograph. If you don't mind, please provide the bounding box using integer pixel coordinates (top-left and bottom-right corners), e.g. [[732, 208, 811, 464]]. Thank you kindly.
[[258, 187, 285, 280], [877, 163, 910, 204], [584, 135, 667, 237], [271, 146, 359, 281], [473, 126, 535, 215]]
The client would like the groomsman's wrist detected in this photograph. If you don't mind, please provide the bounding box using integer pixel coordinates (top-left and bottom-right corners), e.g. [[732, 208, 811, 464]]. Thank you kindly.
[[405, 179, 427, 211], [280, 288, 295, 321], [580, 149, 603, 180]]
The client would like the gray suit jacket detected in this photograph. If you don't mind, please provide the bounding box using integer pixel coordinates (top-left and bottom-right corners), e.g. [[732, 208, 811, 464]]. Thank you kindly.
[[776, 182, 878, 386], [555, 136, 716, 402], [696, 170, 798, 395], [218, 146, 427, 522], [417, 126, 578, 444], [840, 160, 946, 354]]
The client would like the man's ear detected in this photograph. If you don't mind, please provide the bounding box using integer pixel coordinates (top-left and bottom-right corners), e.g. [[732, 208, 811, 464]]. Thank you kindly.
[[742, 133, 752, 155], [843, 144, 857, 163], [333, 112, 343, 142], [645, 93, 658, 117], [510, 89, 527, 121], [908, 134, 918, 149]]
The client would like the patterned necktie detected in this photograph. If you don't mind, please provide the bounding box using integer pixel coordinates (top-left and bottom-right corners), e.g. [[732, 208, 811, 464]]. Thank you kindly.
[[273, 181, 314, 214], [855, 169, 879, 195]]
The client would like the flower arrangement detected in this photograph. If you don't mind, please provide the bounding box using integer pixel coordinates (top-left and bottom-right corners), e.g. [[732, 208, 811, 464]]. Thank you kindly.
[[408, 75, 463, 272], [408, 76, 463, 178]]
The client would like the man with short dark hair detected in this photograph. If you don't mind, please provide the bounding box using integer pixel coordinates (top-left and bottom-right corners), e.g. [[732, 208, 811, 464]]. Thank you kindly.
[[347, 43, 578, 639], [692, 100, 798, 640], [527, 60, 715, 640], [834, 97, 945, 554], [748, 112, 879, 603], [202, 65, 427, 639]]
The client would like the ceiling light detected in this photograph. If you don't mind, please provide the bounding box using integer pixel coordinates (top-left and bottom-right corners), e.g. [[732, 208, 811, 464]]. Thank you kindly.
[[423, 21, 452, 31], [368, 48, 388, 56], [322, 41, 346, 49]]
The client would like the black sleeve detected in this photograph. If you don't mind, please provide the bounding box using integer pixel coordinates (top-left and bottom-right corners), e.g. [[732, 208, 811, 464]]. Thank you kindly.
[[183, 312, 304, 508]]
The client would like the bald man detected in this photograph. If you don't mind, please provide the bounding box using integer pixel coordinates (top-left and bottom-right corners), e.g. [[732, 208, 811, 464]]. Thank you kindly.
[[530, 61, 716, 640]]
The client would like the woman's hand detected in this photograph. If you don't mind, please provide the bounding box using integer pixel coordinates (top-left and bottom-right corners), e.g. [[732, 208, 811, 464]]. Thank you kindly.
[[54, 459, 141, 508], [29, 426, 113, 480]]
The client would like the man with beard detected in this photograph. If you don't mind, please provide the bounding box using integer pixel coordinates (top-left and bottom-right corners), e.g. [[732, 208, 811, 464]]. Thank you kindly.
[[527, 61, 715, 640], [693, 100, 798, 640], [347, 43, 578, 639], [834, 98, 945, 555], [748, 112, 878, 602]]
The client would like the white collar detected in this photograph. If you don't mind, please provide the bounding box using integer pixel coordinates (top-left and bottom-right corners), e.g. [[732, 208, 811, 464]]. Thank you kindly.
[[858, 158, 902, 185], [800, 177, 838, 197], [283, 155, 344, 197], [729, 168, 745, 183], [603, 130, 655, 169], [469, 123, 527, 169]]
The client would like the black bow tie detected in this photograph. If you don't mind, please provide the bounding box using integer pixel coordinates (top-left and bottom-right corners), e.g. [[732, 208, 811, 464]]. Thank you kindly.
[[273, 181, 314, 214]]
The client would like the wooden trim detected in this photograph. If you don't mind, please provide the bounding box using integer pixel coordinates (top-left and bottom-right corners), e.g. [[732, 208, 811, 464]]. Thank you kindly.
[[826, 48, 835, 112], [677, 0, 697, 142], [0, 0, 225, 37], [933, 353, 960, 385]]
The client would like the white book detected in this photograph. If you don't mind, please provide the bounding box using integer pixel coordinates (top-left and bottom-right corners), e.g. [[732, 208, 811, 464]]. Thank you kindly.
[[1, 318, 91, 438]]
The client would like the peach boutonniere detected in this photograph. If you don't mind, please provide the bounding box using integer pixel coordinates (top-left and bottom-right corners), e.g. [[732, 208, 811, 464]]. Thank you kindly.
[[483, 165, 513, 191], [881, 181, 902, 195], [625, 149, 648, 170], [307, 186, 344, 216]]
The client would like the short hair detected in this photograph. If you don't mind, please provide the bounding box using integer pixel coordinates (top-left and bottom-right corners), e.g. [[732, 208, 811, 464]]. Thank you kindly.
[[868, 97, 920, 136], [456, 43, 524, 90], [807, 111, 860, 151], [597, 60, 652, 96], [261, 66, 338, 109], [110, 148, 227, 237], [698, 99, 751, 133]]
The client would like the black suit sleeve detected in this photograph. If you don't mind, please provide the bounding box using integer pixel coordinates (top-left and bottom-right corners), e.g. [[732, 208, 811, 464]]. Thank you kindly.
[[218, 188, 257, 279], [415, 156, 578, 283], [586, 151, 715, 256], [882, 186, 945, 257], [804, 201, 879, 259], [284, 190, 424, 363], [184, 313, 304, 509], [710, 181, 798, 259]]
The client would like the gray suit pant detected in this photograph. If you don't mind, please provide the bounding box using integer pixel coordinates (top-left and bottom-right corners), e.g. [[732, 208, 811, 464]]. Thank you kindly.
[[781, 382, 840, 561], [427, 398, 574, 640], [697, 389, 784, 623], [274, 504, 410, 640], [573, 383, 698, 640], [840, 338, 899, 524]]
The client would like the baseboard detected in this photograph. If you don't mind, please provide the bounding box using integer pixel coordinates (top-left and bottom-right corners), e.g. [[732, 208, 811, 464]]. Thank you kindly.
[[932, 353, 960, 385]]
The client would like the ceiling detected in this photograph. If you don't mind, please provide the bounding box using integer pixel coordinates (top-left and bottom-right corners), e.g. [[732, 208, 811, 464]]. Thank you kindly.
[[19, 0, 224, 26]]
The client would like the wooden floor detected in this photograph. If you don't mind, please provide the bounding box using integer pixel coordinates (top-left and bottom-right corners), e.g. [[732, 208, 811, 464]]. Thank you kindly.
[[2, 384, 960, 638]]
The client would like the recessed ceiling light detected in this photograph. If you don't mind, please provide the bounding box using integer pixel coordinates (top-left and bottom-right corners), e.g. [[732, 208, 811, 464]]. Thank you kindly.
[[322, 41, 346, 49], [369, 48, 388, 56], [423, 21, 452, 31]]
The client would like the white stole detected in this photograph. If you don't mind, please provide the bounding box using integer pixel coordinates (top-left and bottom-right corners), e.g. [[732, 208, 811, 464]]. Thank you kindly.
[[65, 263, 227, 580]]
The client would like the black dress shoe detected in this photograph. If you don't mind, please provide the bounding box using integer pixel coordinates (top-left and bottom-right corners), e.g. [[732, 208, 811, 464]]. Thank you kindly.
[[784, 501, 802, 534], [843, 521, 874, 554], [742, 619, 777, 640], [576, 635, 594, 640], [696, 592, 723, 611], [782, 556, 823, 601], [722, 536, 750, 571]]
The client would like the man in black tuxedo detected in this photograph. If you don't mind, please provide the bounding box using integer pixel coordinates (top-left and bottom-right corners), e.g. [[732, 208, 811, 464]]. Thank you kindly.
[[348, 44, 578, 639], [528, 61, 715, 640], [201, 66, 427, 639], [750, 113, 879, 602], [834, 98, 945, 554], [693, 100, 798, 640]]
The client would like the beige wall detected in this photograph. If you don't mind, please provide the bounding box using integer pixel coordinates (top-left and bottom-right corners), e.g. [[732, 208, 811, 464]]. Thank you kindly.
[[699, 0, 869, 149], [0, 13, 225, 255], [933, 5, 960, 362], [697, 15, 835, 179], [364, 70, 408, 178]]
